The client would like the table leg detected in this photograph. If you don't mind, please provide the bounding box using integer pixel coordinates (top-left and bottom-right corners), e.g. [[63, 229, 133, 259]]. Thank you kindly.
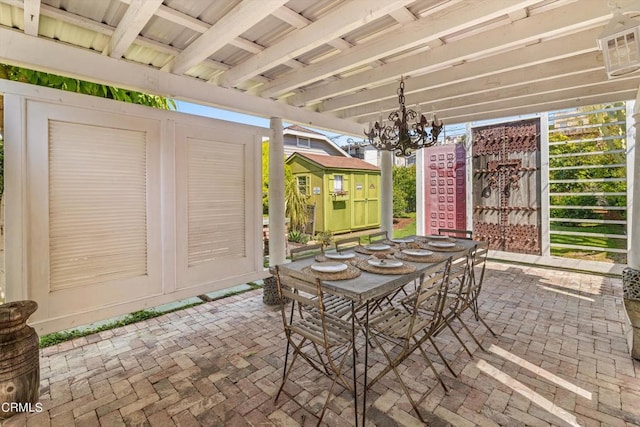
[[352, 300, 359, 427], [363, 301, 370, 426]]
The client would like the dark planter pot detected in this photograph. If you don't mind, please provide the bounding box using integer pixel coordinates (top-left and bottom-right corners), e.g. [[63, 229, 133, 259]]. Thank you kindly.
[[0, 301, 40, 419], [622, 268, 640, 360]]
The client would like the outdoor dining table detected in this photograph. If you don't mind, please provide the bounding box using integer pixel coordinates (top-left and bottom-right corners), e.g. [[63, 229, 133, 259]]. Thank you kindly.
[[277, 235, 478, 425]]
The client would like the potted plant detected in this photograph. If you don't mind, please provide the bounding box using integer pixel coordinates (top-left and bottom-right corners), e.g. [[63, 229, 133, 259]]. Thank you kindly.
[[331, 189, 349, 201]]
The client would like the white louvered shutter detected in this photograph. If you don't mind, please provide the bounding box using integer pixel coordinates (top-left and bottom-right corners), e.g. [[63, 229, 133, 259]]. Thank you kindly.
[[187, 138, 245, 266], [48, 121, 148, 290]]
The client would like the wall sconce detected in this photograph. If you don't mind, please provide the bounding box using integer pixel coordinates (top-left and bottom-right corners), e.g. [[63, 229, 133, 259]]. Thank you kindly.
[[597, 8, 640, 78]]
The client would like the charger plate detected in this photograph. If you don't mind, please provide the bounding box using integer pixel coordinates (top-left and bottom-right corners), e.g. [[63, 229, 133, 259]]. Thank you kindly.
[[355, 245, 394, 255], [315, 253, 362, 263], [418, 242, 466, 252], [423, 235, 456, 242], [301, 264, 361, 280], [355, 259, 416, 275], [324, 252, 356, 260], [393, 251, 450, 263]]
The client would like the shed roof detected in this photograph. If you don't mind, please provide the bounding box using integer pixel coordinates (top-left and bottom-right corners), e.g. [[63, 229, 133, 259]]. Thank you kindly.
[[288, 152, 380, 171]]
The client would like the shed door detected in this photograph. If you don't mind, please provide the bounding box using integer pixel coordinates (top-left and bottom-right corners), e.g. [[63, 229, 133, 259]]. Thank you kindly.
[[352, 173, 379, 228], [472, 119, 541, 254]]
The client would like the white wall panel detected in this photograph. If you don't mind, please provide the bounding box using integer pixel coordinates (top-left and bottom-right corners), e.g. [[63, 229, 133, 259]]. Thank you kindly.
[[48, 121, 148, 290], [175, 121, 262, 291], [26, 100, 163, 325], [2, 80, 267, 334]]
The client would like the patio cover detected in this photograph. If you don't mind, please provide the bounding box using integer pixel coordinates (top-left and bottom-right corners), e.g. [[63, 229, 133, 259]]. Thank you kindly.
[[1, 0, 640, 131], [0, 0, 639, 331]]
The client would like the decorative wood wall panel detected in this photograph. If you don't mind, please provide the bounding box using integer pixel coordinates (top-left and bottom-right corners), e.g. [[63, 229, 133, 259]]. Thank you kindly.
[[472, 119, 542, 254]]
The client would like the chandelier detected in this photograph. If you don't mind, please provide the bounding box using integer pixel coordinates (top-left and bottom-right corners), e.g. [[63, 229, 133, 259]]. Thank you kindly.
[[365, 77, 443, 157]]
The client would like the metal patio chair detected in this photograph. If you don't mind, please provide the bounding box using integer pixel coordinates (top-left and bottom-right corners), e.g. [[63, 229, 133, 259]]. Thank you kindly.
[[367, 259, 452, 423], [432, 247, 485, 357], [274, 265, 357, 426], [289, 243, 324, 261], [334, 235, 361, 253], [438, 228, 473, 240], [290, 243, 352, 318], [457, 243, 497, 338], [433, 244, 495, 359], [367, 230, 388, 243]]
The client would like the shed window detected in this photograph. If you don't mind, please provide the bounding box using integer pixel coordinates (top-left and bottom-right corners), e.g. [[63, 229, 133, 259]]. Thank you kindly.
[[297, 176, 309, 195], [334, 175, 344, 192], [296, 136, 310, 148]]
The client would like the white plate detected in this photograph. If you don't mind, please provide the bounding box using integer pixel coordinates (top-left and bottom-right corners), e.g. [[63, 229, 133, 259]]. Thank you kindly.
[[367, 259, 403, 268], [391, 238, 415, 243], [366, 244, 391, 251], [402, 249, 433, 256], [426, 234, 450, 240], [428, 241, 456, 248], [325, 252, 355, 260], [311, 262, 348, 273]]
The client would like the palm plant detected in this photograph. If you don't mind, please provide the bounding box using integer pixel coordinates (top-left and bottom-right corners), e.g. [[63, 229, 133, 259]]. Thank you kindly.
[[284, 170, 309, 232]]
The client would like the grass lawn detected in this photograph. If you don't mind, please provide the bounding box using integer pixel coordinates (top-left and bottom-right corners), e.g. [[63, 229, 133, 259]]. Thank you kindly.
[[393, 212, 416, 238], [550, 223, 627, 263]]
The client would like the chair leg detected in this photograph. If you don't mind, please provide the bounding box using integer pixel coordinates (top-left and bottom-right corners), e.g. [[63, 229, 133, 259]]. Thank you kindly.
[[369, 334, 429, 424], [275, 335, 303, 402], [413, 338, 450, 394], [471, 302, 497, 337], [316, 343, 354, 426], [444, 318, 475, 358], [453, 312, 487, 352], [275, 303, 296, 403], [426, 336, 457, 377]]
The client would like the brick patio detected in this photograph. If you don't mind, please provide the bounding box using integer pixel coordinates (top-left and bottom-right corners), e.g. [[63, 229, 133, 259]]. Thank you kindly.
[[2, 261, 640, 426]]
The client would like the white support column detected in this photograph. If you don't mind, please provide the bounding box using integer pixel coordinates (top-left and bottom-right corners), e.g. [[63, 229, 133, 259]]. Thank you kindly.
[[268, 117, 286, 266], [623, 90, 640, 360], [627, 100, 636, 257], [416, 148, 425, 236], [380, 150, 394, 236], [629, 100, 639, 270], [465, 122, 473, 231], [539, 113, 551, 256]]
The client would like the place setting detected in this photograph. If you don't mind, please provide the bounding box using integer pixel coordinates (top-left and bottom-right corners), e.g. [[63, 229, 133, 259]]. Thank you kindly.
[[382, 236, 416, 246], [419, 239, 466, 252], [302, 260, 361, 280], [315, 251, 359, 263], [355, 254, 416, 275], [354, 242, 395, 255], [393, 247, 450, 263], [420, 234, 457, 243]]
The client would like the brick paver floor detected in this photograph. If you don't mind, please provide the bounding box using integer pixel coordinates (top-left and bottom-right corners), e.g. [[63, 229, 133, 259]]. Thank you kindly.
[[3, 261, 640, 426]]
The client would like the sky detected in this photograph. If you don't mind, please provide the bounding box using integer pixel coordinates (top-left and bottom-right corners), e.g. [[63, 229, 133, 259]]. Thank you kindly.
[[174, 100, 537, 148], [175, 100, 360, 147]]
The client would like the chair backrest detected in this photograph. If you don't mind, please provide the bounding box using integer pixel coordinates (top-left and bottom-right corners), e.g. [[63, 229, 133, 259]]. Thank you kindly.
[[438, 228, 473, 240], [290, 243, 324, 261], [274, 266, 330, 345], [447, 248, 471, 296], [368, 231, 388, 244], [335, 236, 361, 252], [469, 242, 488, 299]]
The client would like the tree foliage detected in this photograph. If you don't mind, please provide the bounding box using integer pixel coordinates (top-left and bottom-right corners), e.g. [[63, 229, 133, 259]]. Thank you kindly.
[[0, 64, 176, 109], [261, 141, 309, 231], [0, 64, 177, 196], [548, 103, 627, 221], [393, 164, 416, 214]]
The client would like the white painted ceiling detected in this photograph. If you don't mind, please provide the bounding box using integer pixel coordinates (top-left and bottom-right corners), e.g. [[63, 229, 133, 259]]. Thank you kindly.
[[1, 0, 639, 136]]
